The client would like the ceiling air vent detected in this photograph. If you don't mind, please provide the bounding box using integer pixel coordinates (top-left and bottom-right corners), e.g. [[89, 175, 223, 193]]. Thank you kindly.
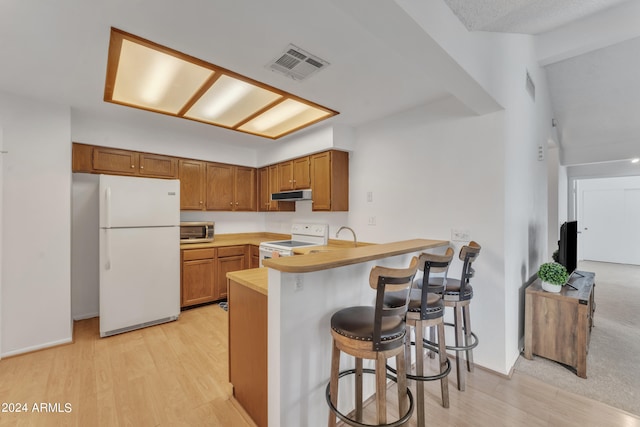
[[267, 44, 329, 81]]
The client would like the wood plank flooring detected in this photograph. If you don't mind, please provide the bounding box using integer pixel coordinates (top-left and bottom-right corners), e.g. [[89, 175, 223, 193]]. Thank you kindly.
[[0, 305, 254, 427], [1, 304, 639, 426]]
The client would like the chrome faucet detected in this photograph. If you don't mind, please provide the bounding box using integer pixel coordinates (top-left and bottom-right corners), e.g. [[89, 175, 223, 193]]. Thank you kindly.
[[336, 226, 357, 247]]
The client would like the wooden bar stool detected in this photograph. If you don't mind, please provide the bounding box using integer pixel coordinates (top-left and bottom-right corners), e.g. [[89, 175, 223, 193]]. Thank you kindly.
[[326, 257, 419, 427], [385, 249, 454, 427], [430, 241, 481, 391]]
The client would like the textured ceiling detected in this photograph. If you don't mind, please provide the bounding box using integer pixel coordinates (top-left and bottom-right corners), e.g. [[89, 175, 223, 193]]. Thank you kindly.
[[443, 0, 631, 34]]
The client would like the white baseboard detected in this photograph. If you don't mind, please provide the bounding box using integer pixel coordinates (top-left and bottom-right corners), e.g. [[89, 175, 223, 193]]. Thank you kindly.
[[72, 312, 99, 321], [1, 337, 73, 358]]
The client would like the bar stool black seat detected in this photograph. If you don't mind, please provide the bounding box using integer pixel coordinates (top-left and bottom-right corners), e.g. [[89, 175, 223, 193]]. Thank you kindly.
[[326, 257, 419, 427]]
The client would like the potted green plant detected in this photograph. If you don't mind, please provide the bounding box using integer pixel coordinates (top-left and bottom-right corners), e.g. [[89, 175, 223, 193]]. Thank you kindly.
[[537, 262, 569, 293]]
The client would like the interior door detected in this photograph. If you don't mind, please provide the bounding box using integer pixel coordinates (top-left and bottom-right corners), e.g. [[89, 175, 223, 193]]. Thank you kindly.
[[581, 189, 624, 263], [624, 189, 640, 265]]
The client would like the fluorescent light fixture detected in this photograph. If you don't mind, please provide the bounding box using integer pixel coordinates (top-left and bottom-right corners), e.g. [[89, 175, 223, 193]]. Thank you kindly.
[[104, 28, 337, 139], [632, 158, 639, 164]]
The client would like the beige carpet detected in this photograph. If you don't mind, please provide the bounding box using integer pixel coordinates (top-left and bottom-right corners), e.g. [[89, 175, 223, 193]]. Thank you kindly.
[[514, 261, 640, 416]]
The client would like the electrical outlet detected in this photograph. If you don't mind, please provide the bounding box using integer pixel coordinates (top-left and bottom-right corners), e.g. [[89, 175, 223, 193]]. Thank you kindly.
[[295, 275, 304, 291], [367, 191, 373, 202], [368, 216, 376, 226], [451, 228, 470, 242]]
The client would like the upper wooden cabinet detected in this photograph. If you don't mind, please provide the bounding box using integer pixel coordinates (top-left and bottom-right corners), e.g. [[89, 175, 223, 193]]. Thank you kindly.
[[179, 159, 206, 210], [310, 150, 349, 211], [258, 167, 270, 211], [72, 143, 348, 212], [206, 163, 256, 211], [278, 156, 310, 191], [138, 153, 178, 178], [258, 165, 295, 212], [72, 143, 178, 179]]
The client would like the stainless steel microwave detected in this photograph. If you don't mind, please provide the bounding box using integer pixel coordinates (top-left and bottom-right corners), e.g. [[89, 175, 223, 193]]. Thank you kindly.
[[180, 222, 214, 243]]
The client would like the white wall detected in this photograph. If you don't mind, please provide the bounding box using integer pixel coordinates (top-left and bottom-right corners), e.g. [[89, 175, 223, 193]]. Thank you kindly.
[[349, 96, 509, 373], [0, 91, 72, 357], [72, 110, 258, 167], [71, 173, 100, 320]]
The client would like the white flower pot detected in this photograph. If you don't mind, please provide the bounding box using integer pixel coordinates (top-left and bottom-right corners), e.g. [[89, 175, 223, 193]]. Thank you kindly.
[[541, 281, 562, 293]]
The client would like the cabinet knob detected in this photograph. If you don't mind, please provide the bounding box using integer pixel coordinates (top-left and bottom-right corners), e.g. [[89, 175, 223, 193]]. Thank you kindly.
[[230, 202, 233, 206], [131, 165, 135, 168], [140, 165, 144, 169], [235, 202, 239, 205], [199, 201, 203, 204]]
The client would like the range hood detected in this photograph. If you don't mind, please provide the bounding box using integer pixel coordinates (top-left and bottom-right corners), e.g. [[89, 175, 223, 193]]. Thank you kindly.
[[271, 189, 312, 201]]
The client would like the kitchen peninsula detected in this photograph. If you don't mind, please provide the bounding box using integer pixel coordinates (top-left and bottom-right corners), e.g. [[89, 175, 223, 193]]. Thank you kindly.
[[227, 238, 448, 427]]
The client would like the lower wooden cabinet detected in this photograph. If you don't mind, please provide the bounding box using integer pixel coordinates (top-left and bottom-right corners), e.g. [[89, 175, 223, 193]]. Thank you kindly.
[[250, 245, 260, 268], [181, 245, 254, 308], [216, 246, 247, 300], [181, 248, 216, 307]]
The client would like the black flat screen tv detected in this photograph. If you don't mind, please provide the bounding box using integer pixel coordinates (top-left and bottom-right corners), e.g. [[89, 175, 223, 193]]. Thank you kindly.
[[558, 220, 578, 274]]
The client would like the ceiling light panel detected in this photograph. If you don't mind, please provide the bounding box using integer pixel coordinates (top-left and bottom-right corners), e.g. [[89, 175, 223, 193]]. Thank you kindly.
[[104, 28, 338, 139], [111, 39, 214, 114], [184, 75, 283, 127], [238, 98, 333, 139]]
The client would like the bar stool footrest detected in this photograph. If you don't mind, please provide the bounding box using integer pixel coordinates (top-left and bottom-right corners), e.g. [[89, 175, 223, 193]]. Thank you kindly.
[[386, 341, 452, 381], [443, 322, 479, 352], [326, 368, 414, 427]]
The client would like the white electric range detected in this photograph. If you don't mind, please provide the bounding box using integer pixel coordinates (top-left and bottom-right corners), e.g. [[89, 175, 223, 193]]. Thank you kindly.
[[259, 223, 329, 266]]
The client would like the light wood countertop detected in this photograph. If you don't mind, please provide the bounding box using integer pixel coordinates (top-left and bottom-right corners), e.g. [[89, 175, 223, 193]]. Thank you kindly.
[[180, 232, 289, 250], [263, 238, 448, 273], [226, 268, 268, 296]]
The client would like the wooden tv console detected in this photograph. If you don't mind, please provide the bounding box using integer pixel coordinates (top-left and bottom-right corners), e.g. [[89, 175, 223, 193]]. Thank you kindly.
[[524, 271, 595, 378]]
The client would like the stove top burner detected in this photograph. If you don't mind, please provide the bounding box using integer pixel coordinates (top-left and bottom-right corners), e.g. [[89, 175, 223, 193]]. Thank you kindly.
[[262, 240, 317, 248]]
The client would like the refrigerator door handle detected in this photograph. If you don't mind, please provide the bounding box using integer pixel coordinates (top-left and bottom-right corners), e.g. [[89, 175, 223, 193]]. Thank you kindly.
[[105, 186, 112, 229], [105, 229, 111, 271]]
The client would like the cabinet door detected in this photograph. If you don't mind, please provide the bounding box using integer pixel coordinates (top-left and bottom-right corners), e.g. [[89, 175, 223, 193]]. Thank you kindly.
[[278, 161, 294, 191], [179, 159, 206, 210], [258, 167, 270, 212], [269, 164, 295, 211], [217, 255, 246, 300], [293, 156, 310, 189], [139, 153, 178, 178], [182, 257, 216, 307], [206, 163, 234, 210], [93, 147, 138, 175], [234, 166, 257, 211], [310, 150, 349, 212], [310, 151, 332, 211]]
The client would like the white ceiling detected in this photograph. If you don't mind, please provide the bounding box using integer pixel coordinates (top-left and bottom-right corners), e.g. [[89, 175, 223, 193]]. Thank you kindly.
[[443, 0, 630, 34], [442, 0, 640, 170], [1, 0, 638, 170]]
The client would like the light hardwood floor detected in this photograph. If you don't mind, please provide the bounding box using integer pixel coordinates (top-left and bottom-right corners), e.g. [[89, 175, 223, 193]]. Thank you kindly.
[[1, 304, 638, 427]]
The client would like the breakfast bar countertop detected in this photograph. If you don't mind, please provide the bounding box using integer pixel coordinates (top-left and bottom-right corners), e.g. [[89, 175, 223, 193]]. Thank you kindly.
[[226, 268, 268, 296], [263, 238, 448, 273]]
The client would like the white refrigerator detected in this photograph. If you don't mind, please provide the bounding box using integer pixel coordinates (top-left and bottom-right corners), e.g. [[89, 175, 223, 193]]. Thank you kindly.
[[99, 174, 180, 337]]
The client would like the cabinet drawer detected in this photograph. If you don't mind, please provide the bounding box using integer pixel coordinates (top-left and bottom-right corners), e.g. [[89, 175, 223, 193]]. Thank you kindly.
[[183, 248, 216, 261], [218, 245, 246, 258]]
